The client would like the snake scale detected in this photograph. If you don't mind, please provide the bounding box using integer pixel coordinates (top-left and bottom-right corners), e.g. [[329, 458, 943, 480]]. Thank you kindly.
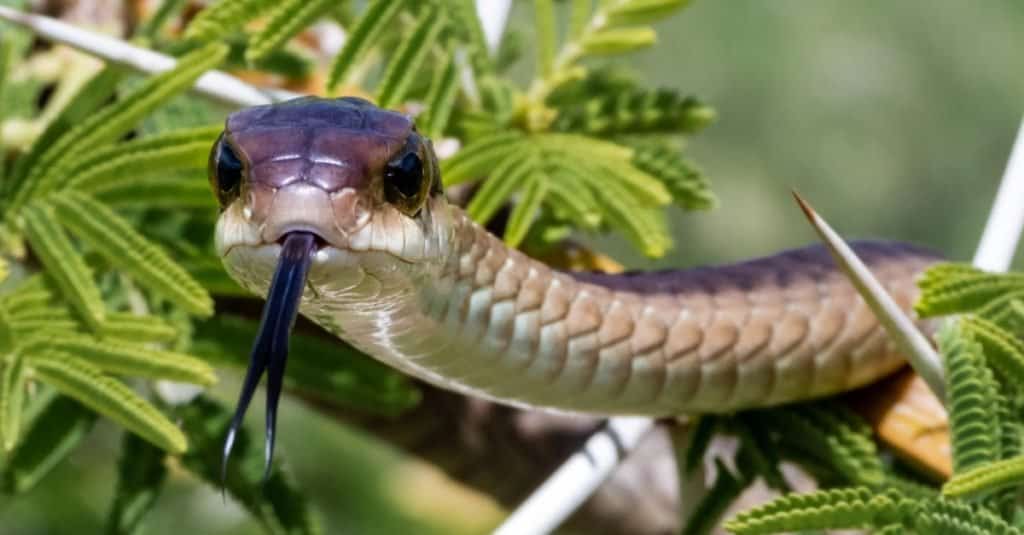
[[209, 97, 941, 469]]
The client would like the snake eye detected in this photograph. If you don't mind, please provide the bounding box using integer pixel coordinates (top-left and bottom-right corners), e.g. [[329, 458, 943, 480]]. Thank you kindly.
[[384, 152, 423, 200], [209, 134, 244, 208]]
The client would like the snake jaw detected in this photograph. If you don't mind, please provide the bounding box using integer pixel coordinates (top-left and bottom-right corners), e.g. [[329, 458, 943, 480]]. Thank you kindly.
[[222, 231, 317, 486]]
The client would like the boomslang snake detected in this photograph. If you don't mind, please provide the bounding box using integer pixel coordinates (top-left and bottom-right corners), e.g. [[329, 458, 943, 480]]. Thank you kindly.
[[209, 97, 941, 475]]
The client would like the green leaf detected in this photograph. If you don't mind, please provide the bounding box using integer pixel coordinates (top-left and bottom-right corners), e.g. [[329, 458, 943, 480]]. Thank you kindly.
[[580, 27, 657, 55], [174, 396, 323, 535], [64, 125, 219, 192], [421, 49, 460, 138], [50, 191, 214, 316], [447, 0, 492, 73], [28, 351, 187, 454], [440, 132, 528, 186], [724, 487, 908, 535], [915, 496, 1022, 535], [184, 0, 279, 42], [939, 321, 1000, 474], [961, 315, 1024, 389], [553, 87, 715, 136], [1, 392, 96, 494], [628, 140, 717, 210], [20, 201, 106, 329], [605, 0, 693, 26], [504, 169, 548, 247], [326, 0, 407, 91], [944, 455, 1024, 500], [0, 353, 25, 451], [13, 42, 228, 210], [245, 0, 337, 64], [5, 67, 121, 198], [916, 264, 1024, 318], [466, 149, 538, 223], [106, 432, 168, 535], [25, 334, 216, 386], [375, 5, 446, 108], [534, 0, 557, 76], [137, 0, 189, 40], [94, 175, 213, 210], [98, 313, 178, 344]]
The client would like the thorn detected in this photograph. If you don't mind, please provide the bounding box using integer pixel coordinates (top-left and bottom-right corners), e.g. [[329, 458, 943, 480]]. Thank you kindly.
[[791, 189, 816, 221]]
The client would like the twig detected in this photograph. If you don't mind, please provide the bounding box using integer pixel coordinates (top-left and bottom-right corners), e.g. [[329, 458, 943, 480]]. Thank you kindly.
[[974, 117, 1024, 272], [493, 417, 654, 535], [793, 192, 947, 401], [0, 6, 296, 107]]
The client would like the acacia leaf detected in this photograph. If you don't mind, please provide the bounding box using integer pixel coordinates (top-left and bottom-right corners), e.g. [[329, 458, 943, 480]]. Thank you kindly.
[[50, 191, 213, 316], [326, 0, 408, 91], [20, 201, 106, 329], [246, 0, 337, 64], [28, 351, 187, 454], [376, 5, 446, 108]]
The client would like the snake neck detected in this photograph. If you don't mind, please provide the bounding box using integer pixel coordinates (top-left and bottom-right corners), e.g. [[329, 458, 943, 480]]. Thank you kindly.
[[280, 203, 939, 416]]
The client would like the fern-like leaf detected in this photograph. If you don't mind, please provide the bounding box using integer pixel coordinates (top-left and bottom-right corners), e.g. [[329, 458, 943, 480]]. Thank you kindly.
[[50, 191, 213, 316], [466, 149, 539, 223], [420, 49, 460, 138], [11, 43, 227, 210], [20, 201, 106, 329], [944, 455, 1024, 500], [98, 313, 178, 344], [940, 321, 1000, 474], [245, 0, 336, 64], [915, 496, 1023, 535], [375, 4, 446, 109], [960, 316, 1024, 389], [63, 125, 218, 192], [28, 351, 187, 454], [725, 487, 908, 534], [604, 0, 694, 26], [504, 169, 550, 248], [916, 264, 1024, 318], [326, 0, 408, 91], [440, 132, 529, 186], [628, 140, 717, 209], [768, 404, 884, 486], [23, 334, 215, 386], [94, 175, 213, 210], [184, 0, 278, 42], [554, 87, 714, 136], [0, 353, 25, 451]]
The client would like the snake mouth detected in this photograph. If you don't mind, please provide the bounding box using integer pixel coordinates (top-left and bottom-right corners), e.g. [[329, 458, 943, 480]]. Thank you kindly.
[[222, 231, 317, 485]]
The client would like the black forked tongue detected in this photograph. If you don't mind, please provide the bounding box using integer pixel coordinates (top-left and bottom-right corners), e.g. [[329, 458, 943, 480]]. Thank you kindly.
[[222, 232, 316, 488]]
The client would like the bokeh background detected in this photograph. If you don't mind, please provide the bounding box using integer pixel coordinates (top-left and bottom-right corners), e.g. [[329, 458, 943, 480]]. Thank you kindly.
[[2, 1, 1023, 534]]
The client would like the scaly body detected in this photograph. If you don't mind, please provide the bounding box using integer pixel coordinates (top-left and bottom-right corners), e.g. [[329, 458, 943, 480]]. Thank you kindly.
[[212, 96, 939, 423]]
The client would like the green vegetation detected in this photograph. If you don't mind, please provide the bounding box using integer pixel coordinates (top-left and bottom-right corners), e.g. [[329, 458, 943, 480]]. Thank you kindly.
[[0, 0, 1021, 533]]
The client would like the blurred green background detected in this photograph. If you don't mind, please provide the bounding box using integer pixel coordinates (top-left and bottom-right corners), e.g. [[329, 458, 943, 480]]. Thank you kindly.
[[3, 1, 1023, 534]]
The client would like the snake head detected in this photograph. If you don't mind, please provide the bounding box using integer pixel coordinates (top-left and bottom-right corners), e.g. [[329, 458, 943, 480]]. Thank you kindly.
[[208, 97, 445, 486]]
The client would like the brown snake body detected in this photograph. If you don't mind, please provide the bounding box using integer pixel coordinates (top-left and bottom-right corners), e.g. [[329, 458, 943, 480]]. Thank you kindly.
[[211, 96, 939, 426]]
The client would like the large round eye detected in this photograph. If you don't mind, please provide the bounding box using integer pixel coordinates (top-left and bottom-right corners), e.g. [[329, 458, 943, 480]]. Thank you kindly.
[[384, 152, 423, 201], [208, 134, 244, 208]]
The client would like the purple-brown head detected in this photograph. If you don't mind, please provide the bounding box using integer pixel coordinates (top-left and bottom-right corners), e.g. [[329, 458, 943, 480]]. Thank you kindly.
[[209, 97, 446, 485], [210, 96, 442, 249]]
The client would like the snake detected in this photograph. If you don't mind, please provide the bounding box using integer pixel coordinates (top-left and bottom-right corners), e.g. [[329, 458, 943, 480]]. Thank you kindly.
[[209, 96, 941, 475]]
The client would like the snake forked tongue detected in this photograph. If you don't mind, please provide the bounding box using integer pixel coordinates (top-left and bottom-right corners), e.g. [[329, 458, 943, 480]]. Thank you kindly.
[[222, 231, 316, 487]]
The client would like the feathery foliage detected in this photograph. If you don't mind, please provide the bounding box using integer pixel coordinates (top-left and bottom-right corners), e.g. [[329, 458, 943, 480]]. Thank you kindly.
[[0, 0, 720, 531], [721, 264, 1024, 533]]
